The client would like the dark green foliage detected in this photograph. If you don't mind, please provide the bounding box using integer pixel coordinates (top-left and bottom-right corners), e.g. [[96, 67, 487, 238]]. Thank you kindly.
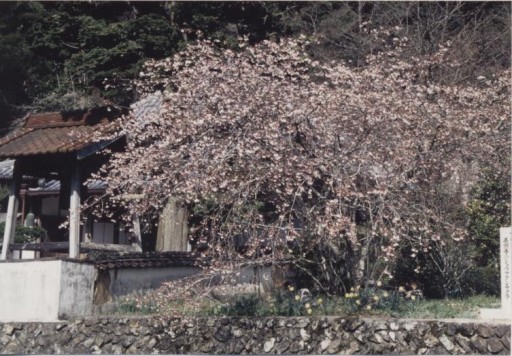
[[394, 242, 474, 299], [394, 168, 510, 299], [461, 266, 500, 297], [0, 221, 46, 243], [0, 1, 509, 131], [466, 169, 511, 267], [0, 1, 293, 128]]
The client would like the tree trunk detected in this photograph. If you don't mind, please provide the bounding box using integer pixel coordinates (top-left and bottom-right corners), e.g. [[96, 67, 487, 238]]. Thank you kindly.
[[156, 196, 189, 251]]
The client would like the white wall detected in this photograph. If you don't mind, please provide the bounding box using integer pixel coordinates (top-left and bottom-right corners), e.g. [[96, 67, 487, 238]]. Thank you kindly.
[[0, 260, 62, 322], [59, 261, 95, 319], [0, 260, 96, 322]]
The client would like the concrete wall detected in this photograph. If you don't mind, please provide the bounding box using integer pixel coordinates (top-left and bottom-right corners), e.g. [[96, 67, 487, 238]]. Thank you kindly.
[[58, 261, 95, 319], [0, 259, 201, 321], [0, 260, 95, 322], [0, 316, 510, 354], [108, 266, 200, 297], [0, 260, 62, 322]]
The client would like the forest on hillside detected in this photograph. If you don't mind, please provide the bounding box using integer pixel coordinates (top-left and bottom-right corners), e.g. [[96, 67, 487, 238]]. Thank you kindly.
[[0, 1, 509, 131]]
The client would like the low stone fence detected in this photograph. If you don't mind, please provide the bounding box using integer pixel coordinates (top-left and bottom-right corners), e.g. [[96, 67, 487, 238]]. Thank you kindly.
[[0, 316, 510, 354]]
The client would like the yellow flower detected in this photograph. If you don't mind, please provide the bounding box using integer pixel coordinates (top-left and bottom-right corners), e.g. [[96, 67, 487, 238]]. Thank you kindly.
[[383, 292, 389, 298], [398, 286, 406, 293], [289, 286, 295, 292], [355, 300, 361, 305], [350, 287, 355, 292], [305, 303, 311, 309], [317, 298, 323, 304], [366, 305, 372, 310], [411, 295, 416, 301], [345, 293, 351, 298], [307, 308, 313, 315], [295, 295, 300, 301], [377, 281, 382, 287], [373, 296, 379, 302]]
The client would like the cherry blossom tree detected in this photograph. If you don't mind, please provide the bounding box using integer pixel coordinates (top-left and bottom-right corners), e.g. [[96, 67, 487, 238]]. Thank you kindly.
[[90, 28, 510, 293]]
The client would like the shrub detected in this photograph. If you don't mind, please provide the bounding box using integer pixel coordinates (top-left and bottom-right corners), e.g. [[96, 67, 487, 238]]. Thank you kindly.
[[206, 286, 325, 317], [0, 221, 46, 244], [466, 168, 510, 267], [461, 266, 500, 297]]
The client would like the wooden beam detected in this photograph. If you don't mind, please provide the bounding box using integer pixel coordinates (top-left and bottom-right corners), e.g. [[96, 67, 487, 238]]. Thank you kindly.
[[10, 241, 69, 252], [69, 162, 81, 258], [0, 160, 21, 260], [8, 241, 135, 253], [81, 242, 135, 253]]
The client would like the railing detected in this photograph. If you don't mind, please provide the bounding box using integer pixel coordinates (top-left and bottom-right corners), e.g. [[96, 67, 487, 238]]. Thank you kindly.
[[1, 241, 135, 254]]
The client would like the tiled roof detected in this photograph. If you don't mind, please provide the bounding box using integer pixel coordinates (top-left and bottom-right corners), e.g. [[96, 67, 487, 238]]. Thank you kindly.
[[0, 106, 121, 159], [83, 251, 201, 270]]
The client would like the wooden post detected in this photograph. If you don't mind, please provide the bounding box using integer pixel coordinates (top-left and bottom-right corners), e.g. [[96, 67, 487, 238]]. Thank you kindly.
[[1, 160, 22, 260], [69, 163, 81, 258]]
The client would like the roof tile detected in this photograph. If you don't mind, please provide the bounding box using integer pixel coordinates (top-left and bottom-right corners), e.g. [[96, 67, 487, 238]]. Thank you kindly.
[[0, 107, 120, 159]]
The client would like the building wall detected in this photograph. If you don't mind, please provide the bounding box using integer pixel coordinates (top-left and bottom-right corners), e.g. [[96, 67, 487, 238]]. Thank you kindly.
[[58, 261, 95, 319], [0, 260, 96, 322], [0, 259, 201, 321], [107, 266, 200, 297], [0, 260, 62, 322]]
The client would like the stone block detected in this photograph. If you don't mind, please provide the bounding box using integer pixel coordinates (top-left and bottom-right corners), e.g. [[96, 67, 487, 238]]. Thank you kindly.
[[486, 337, 505, 354], [326, 338, 342, 354], [454, 334, 473, 354], [439, 334, 455, 352], [470, 336, 487, 353]]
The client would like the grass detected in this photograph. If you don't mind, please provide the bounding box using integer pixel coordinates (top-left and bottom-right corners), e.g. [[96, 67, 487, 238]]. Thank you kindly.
[[118, 286, 500, 320], [396, 295, 500, 319]]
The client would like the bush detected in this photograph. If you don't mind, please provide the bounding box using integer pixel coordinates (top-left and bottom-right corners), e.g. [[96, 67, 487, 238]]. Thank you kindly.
[[0, 221, 46, 244], [461, 266, 500, 297], [207, 286, 325, 317], [466, 168, 510, 267]]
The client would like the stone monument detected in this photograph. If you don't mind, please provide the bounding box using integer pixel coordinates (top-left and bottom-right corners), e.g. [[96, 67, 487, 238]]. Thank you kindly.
[[480, 227, 512, 320]]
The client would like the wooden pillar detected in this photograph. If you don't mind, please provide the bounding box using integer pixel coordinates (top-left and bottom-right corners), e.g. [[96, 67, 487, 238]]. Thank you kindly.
[[69, 162, 81, 258], [1, 160, 22, 260]]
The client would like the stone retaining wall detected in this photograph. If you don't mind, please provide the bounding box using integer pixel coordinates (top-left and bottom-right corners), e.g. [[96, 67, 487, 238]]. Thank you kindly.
[[1, 316, 510, 354]]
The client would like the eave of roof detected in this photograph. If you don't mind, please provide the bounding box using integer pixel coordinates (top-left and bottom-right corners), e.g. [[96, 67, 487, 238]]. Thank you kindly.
[[83, 251, 202, 270], [0, 106, 122, 160], [0, 161, 106, 194]]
